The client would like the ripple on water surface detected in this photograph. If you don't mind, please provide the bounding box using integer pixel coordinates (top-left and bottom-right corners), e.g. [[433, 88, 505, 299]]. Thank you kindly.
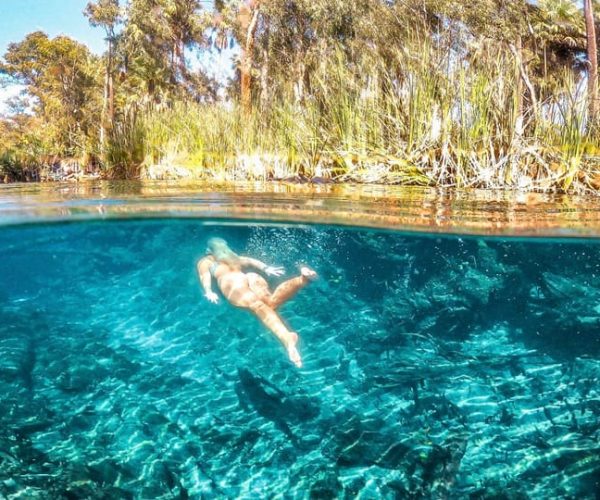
[[0, 218, 599, 498]]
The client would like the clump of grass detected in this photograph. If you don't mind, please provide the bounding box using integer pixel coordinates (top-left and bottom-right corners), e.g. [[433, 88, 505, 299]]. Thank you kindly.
[[105, 108, 145, 179], [0, 150, 32, 181], [0, 140, 49, 182]]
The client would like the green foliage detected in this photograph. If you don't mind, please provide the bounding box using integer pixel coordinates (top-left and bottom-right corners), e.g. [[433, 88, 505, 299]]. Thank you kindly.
[[124, 37, 595, 189], [1, 32, 102, 159], [119, 0, 210, 102], [84, 0, 121, 31], [105, 108, 145, 178], [0, 0, 599, 191]]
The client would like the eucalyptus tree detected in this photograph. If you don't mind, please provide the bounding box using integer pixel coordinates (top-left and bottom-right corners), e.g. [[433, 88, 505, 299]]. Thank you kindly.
[[120, 0, 208, 103], [530, 0, 596, 128], [237, 0, 261, 112], [164, 0, 209, 82], [0, 32, 101, 156], [84, 0, 121, 149], [250, 0, 381, 105], [210, 0, 264, 110], [120, 0, 167, 102]]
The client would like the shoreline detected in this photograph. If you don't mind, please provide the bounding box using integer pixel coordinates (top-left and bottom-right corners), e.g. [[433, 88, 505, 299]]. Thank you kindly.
[[4, 157, 600, 196]]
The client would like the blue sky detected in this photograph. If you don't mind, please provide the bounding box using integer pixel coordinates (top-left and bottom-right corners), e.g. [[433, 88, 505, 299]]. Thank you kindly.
[[0, 0, 105, 56], [0, 0, 105, 113]]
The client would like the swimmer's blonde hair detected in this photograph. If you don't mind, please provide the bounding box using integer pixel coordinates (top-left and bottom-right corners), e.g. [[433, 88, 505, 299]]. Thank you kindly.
[[207, 237, 240, 265]]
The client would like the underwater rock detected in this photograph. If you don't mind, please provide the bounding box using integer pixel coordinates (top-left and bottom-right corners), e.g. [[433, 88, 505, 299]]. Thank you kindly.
[[421, 434, 469, 498], [55, 365, 109, 393], [142, 459, 187, 497], [0, 328, 35, 388], [85, 343, 142, 381], [235, 368, 320, 447], [322, 413, 409, 469], [86, 458, 132, 488], [290, 464, 342, 499], [62, 483, 134, 500]]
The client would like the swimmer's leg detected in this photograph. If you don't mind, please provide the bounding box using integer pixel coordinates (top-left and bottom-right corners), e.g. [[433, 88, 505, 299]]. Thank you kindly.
[[248, 300, 302, 368], [268, 267, 317, 309]]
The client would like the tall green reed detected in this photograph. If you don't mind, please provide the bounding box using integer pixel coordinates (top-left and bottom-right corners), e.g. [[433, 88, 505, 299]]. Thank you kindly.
[[105, 39, 597, 192]]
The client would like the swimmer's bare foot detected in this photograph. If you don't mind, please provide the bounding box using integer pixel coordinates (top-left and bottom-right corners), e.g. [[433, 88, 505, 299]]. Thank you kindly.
[[286, 332, 303, 368], [300, 266, 318, 282]]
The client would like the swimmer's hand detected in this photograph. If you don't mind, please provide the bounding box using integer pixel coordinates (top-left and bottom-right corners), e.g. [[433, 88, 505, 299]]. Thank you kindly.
[[205, 291, 219, 303], [265, 265, 284, 277]]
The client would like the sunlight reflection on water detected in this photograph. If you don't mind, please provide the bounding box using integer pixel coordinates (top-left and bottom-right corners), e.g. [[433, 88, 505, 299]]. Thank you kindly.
[[1, 180, 600, 237]]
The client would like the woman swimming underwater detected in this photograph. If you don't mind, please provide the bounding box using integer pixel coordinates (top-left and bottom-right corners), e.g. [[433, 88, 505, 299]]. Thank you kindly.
[[197, 238, 317, 367]]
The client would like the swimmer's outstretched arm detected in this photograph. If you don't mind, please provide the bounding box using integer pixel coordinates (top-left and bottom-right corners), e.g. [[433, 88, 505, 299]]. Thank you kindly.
[[239, 256, 284, 277], [197, 258, 219, 303]]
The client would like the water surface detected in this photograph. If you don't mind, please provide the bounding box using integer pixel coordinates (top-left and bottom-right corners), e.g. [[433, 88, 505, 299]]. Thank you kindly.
[[0, 183, 599, 498], [3, 181, 600, 236]]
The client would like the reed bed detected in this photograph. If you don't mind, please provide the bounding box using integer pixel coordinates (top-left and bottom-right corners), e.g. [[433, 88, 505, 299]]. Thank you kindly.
[[107, 45, 600, 193]]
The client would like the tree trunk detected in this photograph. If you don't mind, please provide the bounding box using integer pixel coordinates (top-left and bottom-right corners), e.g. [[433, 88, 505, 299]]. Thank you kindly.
[[170, 37, 186, 84], [100, 37, 115, 154], [584, 0, 598, 127], [100, 67, 108, 151], [513, 37, 524, 139], [259, 24, 270, 110], [509, 40, 538, 120], [240, 3, 260, 113], [293, 60, 306, 105], [107, 37, 115, 129], [178, 41, 186, 81], [170, 39, 178, 85]]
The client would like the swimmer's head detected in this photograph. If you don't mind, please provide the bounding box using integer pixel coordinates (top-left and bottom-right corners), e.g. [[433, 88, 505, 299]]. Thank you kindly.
[[207, 237, 229, 254], [207, 237, 239, 262]]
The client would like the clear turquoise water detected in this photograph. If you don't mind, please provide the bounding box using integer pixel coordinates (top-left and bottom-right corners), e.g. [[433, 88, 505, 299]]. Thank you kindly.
[[0, 219, 599, 498]]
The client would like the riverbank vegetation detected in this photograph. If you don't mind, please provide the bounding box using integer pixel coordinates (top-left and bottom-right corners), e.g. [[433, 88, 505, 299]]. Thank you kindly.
[[1, 1, 599, 192]]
